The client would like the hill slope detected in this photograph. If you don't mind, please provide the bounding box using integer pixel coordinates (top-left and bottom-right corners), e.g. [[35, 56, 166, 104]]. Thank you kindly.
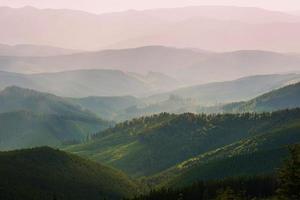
[[0, 86, 97, 117], [153, 117, 300, 187], [69, 96, 144, 121], [148, 74, 300, 105], [0, 147, 138, 200], [223, 82, 300, 112], [0, 87, 111, 150], [66, 109, 300, 177]]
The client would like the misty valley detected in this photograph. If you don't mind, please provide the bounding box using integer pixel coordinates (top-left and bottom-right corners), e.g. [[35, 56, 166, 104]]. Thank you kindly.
[[0, 4, 300, 200]]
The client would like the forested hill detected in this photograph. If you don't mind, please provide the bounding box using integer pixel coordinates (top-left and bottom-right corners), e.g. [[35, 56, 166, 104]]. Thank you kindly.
[[0, 86, 97, 118], [0, 86, 112, 150], [0, 147, 138, 200], [66, 109, 300, 177], [223, 81, 300, 112]]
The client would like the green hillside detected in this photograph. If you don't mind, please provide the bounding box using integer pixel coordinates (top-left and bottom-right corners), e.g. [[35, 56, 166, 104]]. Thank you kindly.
[[0, 86, 97, 118], [66, 109, 300, 177], [0, 111, 107, 150], [0, 87, 112, 150], [223, 82, 300, 112], [0, 147, 138, 200], [148, 116, 300, 187]]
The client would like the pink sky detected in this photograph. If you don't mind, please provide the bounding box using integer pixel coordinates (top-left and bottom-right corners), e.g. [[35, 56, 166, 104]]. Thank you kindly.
[[0, 0, 300, 14]]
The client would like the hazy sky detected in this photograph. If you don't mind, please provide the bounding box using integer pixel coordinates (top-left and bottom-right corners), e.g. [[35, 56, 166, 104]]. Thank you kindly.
[[0, 0, 299, 13]]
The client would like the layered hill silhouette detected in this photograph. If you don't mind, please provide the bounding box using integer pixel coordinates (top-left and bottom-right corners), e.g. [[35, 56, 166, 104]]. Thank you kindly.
[[1, 6, 300, 52], [0, 87, 110, 150], [67, 74, 300, 121], [0, 69, 179, 97], [0, 43, 80, 57], [0, 147, 138, 200], [1, 46, 300, 84], [147, 74, 300, 104], [0, 46, 205, 75], [223, 82, 300, 112]]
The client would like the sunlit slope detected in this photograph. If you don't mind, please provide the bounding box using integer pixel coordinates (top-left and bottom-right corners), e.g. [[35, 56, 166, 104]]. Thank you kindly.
[[66, 109, 300, 177]]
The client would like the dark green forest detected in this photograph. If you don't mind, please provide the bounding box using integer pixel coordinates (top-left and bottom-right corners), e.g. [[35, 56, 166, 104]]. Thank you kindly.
[[128, 145, 300, 200], [0, 147, 138, 200]]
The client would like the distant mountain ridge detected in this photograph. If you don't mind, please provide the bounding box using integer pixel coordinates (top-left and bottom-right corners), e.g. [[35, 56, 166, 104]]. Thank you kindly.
[[1, 47, 300, 84], [0, 46, 205, 75], [148, 73, 300, 105], [0, 43, 81, 57], [66, 73, 300, 121], [1, 6, 300, 51], [0, 69, 180, 97]]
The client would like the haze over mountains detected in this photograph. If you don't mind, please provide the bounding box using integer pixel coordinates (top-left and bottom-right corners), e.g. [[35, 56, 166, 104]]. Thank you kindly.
[[0, 44, 81, 57], [0, 69, 182, 97], [1, 3, 300, 200], [1, 6, 300, 52], [1, 46, 300, 84]]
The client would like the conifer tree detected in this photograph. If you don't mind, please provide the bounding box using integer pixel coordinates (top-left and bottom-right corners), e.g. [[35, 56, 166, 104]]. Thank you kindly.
[[277, 144, 300, 200]]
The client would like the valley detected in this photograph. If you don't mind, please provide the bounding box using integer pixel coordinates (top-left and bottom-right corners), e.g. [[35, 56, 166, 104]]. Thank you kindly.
[[0, 4, 299, 200]]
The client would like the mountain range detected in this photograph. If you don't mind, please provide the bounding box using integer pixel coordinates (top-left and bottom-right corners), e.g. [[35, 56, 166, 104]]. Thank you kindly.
[[0, 69, 181, 97], [59, 74, 299, 121], [146, 73, 300, 104], [1, 4, 300, 200], [1, 46, 300, 84], [66, 74, 300, 121], [1, 6, 300, 52]]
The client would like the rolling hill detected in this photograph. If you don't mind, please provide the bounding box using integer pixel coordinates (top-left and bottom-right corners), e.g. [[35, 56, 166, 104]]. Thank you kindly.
[[1, 47, 300, 85], [0, 86, 97, 117], [148, 73, 300, 105], [0, 87, 111, 150], [223, 82, 300, 113], [70, 75, 300, 122], [0, 43, 80, 57], [66, 109, 300, 177], [69, 95, 144, 121], [153, 116, 300, 187], [0, 46, 205, 75], [0, 69, 176, 97], [0, 147, 138, 200]]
